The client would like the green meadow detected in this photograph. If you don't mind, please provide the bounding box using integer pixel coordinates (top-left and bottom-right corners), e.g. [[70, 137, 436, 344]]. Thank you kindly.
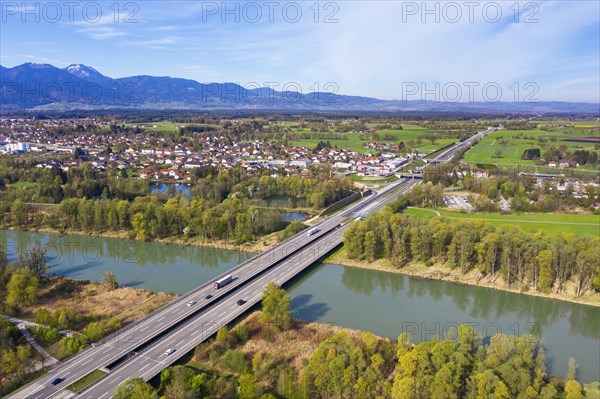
[[125, 121, 219, 133], [463, 126, 599, 171], [405, 207, 600, 237], [289, 124, 456, 154]]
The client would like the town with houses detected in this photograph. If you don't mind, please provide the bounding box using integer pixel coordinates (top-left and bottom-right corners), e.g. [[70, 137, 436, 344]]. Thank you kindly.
[[0, 117, 413, 179], [1, 117, 598, 202], [1, 3, 599, 398]]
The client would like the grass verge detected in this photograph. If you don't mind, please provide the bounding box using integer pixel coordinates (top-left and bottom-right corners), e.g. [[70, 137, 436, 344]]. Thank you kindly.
[[66, 369, 108, 393]]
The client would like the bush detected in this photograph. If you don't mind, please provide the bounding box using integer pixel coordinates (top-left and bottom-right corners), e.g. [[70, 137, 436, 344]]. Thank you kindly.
[[209, 350, 220, 365], [33, 326, 60, 345], [54, 279, 77, 295], [232, 324, 249, 344], [216, 326, 230, 347], [220, 349, 248, 373], [35, 308, 51, 325], [85, 321, 104, 341], [106, 317, 121, 333], [60, 335, 88, 354]]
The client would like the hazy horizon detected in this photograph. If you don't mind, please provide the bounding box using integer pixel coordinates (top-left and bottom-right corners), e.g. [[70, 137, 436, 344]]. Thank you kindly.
[[1, 1, 599, 103]]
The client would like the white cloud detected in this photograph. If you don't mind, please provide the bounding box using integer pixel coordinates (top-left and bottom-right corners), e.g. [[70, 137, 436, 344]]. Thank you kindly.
[[78, 26, 127, 40], [312, 1, 599, 101], [122, 36, 179, 50], [4, 0, 596, 101]]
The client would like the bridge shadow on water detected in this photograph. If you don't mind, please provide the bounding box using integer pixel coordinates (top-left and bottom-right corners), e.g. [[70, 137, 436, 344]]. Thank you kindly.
[[49, 260, 104, 278], [290, 294, 330, 322]]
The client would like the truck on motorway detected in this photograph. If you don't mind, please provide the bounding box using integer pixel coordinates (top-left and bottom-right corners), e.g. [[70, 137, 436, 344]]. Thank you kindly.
[[214, 275, 233, 289], [306, 227, 320, 236]]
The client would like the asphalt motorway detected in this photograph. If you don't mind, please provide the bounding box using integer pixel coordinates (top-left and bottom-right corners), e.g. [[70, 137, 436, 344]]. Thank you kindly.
[[76, 178, 421, 399], [13, 129, 488, 399], [10, 178, 410, 399]]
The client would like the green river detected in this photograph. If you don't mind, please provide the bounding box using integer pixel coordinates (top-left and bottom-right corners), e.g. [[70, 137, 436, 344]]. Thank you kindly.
[[2, 230, 598, 383]]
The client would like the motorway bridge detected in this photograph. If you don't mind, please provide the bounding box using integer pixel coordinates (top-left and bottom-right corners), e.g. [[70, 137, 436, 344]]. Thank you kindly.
[[10, 132, 493, 399]]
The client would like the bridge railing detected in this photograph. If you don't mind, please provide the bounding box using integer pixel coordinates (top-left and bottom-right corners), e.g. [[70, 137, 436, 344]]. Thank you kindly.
[[95, 185, 391, 346]]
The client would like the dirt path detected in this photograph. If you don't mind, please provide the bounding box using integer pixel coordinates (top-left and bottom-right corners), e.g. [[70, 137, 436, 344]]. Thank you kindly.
[[2, 315, 59, 366], [1, 315, 70, 336]]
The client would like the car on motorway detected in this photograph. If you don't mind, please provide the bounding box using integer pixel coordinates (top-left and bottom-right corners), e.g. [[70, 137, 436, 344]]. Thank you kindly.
[[237, 299, 245, 306], [306, 227, 320, 236], [50, 377, 64, 386], [187, 300, 197, 306], [165, 348, 176, 355], [205, 294, 213, 300]]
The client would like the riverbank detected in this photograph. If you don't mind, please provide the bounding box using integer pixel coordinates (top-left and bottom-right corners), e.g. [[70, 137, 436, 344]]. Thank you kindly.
[[9, 275, 175, 328], [325, 248, 600, 307], [8, 226, 272, 254], [183, 311, 600, 397], [8, 226, 599, 306]]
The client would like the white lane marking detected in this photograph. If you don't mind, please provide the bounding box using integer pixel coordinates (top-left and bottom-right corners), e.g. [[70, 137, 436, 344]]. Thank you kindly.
[[81, 358, 94, 366], [141, 363, 160, 379], [62, 213, 377, 391], [139, 363, 151, 371]]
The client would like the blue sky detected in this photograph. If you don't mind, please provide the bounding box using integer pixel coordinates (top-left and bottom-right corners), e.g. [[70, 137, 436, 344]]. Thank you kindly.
[[1, 1, 599, 102]]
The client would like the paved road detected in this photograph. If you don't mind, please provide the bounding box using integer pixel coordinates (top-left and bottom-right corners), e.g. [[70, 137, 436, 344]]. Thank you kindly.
[[431, 127, 498, 163], [9, 179, 409, 399], [76, 179, 420, 399], [11, 133, 480, 399]]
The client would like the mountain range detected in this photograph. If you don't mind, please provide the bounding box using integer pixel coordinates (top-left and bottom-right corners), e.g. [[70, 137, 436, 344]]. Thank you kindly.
[[0, 63, 598, 114]]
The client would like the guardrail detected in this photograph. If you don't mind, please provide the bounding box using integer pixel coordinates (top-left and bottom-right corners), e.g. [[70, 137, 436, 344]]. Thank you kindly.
[[318, 191, 362, 217], [87, 222, 353, 379], [124, 179, 418, 383], [16, 180, 412, 399]]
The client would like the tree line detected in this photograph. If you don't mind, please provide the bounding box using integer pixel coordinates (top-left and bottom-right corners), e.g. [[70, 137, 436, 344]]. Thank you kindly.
[[5, 168, 354, 243], [1, 159, 353, 210], [343, 199, 600, 296], [9, 196, 285, 244], [111, 281, 598, 399]]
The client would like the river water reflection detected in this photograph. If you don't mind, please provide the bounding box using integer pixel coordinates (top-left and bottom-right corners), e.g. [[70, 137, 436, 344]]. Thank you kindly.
[[2, 230, 598, 382]]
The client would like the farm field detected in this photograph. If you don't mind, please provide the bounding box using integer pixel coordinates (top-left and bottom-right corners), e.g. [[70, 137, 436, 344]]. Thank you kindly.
[[289, 124, 456, 154], [124, 121, 218, 132], [405, 207, 600, 237], [532, 121, 600, 128], [124, 121, 180, 131], [463, 126, 599, 171]]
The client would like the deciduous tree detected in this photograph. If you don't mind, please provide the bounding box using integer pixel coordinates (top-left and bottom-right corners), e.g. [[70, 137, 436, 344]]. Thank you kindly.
[[260, 282, 291, 331]]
